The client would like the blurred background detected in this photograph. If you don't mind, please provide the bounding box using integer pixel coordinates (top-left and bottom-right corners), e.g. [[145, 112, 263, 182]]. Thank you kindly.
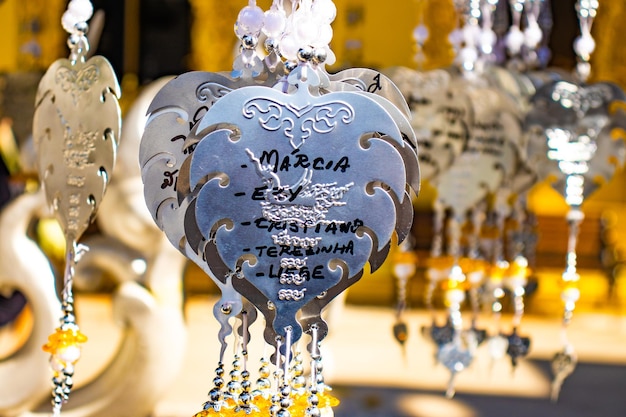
[[1, 0, 626, 416]]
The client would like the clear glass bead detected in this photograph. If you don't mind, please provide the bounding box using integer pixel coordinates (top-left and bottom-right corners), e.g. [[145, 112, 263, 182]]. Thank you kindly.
[[314, 24, 333, 47], [448, 28, 464, 48], [264, 7, 287, 38], [279, 33, 299, 61], [294, 15, 319, 45], [237, 4, 265, 35]]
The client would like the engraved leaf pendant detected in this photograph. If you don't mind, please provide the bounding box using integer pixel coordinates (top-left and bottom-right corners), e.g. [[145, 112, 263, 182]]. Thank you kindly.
[[188, 67, 417, 342], [33, 56, 121, 242]]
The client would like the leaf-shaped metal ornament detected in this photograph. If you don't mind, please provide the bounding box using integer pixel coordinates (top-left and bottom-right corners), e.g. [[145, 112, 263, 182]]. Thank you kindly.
[[32, 21, 121, 416], [526, 79, 626, 400], [34, 57, 120, 244], [188, 64, 418, 346]]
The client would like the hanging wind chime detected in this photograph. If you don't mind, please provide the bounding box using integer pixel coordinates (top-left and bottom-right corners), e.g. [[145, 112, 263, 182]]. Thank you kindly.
[[139, 0, 419, 415], [524, 0, 626, 401], [32, 0, 121, 415]]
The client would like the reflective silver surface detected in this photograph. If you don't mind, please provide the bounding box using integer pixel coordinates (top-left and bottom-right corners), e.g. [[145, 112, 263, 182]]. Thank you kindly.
[[33, 55, 121, 243], [185, 65, 418, 345], [526, 80, 626, 204]]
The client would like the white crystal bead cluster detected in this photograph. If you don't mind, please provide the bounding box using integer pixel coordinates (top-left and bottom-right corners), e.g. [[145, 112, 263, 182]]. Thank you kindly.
[[232, 0, 337, 76], [280, 0, 337, 65]]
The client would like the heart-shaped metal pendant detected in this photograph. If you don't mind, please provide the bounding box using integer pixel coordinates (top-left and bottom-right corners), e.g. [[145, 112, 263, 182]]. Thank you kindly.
[[187, 65, 418, 345]]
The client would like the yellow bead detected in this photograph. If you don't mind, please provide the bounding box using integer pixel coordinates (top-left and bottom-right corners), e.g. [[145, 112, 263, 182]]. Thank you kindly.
[[287, 391, 340, 416], [319, 392, 340, 408], [487, 263, 508, 282], [222, 398, 236, 410], [252, 395, 271, 411], [289, 393, 307, 415], [291, 402, 308, 416], [42, 327, 87, 356], [508, 257, 530, 279]]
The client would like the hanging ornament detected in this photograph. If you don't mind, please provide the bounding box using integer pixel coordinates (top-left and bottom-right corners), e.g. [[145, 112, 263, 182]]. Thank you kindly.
[[483, 191, 532, 372], [505, 0, 526, 61], [478, 0, 499, 60], [385, 4, 475, 358], [32, 0, 121, 415], [141, 1, 419, 415], [522, 0, 543, 67], [574, 0, 598, 82], [188, 60, 415, 351], [527, 78, 626, 399], [381, 1, 484, 367], [263, 0, 288, 70], [463, 0, 552, 374], [437, 264, 472, 399], [185, 65, 416, 417], [481, 0, 565, 372], [524, 0, 626, 401], [491, 241, 532, 369]]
